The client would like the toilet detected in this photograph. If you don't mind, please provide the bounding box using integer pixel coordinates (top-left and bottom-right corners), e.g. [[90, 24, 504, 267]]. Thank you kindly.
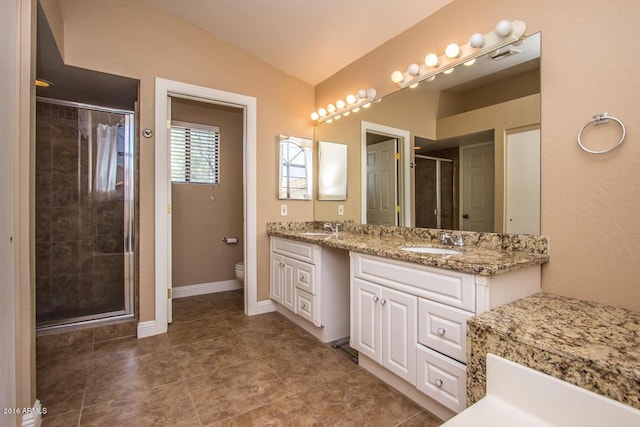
[[234, 262, 244, 284]]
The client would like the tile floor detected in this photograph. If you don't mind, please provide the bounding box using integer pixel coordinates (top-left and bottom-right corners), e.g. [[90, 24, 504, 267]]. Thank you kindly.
[[37, 290, 443, 426]]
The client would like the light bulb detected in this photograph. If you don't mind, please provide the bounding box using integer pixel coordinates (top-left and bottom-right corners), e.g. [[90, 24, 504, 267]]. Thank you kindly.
[[445, 43, 460, 58], [327, 104, 336, 113], [469, 33, 485, 48], [334, 114, 341, 120], [366, 88, 377, 101], [343, 111, 350, 116], [409, 83, 419, 89], [318, 107, 327, 117], [363, 102, 371, 109], [346, 94, 357, 104], [326, 119, 333, 123], [424, 53, 439, 67], [407, 63, 420, 76], [443, 68, 454, 74], [495, 20, 512, 37], [336, 99, 346, 109], [391, 71, 404, 83], [352, 107, 360, 113], [310, 112, 319, 121], [357, 89, 367, 99], [463, 59, 476, 66]]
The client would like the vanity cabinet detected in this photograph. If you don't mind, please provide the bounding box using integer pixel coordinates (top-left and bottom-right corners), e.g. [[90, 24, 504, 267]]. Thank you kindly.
[[269, 237, 349, 342], [350, 252, 541, 418]]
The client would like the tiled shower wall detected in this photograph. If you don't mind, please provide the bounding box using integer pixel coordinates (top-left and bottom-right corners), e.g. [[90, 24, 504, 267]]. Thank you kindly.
[[36, 101, 125, 325]]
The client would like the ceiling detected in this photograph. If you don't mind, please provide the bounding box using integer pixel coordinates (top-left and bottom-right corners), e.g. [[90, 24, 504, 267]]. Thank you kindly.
[[148, 0, 453, 85]]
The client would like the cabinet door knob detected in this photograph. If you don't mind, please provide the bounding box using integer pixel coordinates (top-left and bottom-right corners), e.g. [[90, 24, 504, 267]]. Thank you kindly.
[[380, 298, 387, 305], [437, 328, 446, 336], [435, 379, 443, 387], [301, 303, 306, 309], [373, 295, 379, 303], [299, 275, 305, 281], [279, 262, 285, 267]]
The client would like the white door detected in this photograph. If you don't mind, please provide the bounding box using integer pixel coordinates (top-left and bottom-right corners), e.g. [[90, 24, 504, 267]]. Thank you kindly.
[[367, 139, 398, 225], [506, 128, 541, 235], [352, 278, 382, 364], [461, 143, 494, 232], [382, 287, 417, 384]]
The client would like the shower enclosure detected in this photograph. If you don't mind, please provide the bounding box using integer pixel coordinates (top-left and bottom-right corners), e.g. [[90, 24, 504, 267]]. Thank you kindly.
[[415, 155, 456, 229], [35, 98, 135, 327]]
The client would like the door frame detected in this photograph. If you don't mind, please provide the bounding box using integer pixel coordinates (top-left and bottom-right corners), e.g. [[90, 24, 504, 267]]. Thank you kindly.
[[152, 78, 258, 337], [361, 121, 412, 227]]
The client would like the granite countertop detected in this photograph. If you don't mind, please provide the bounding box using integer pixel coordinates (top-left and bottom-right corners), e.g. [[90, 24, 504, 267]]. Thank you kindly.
[[267, 221, 549, 276], [467, 292, 640, 409]]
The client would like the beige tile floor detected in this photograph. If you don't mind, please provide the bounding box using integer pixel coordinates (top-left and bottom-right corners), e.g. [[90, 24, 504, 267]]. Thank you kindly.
[[37, 290, 443, 426]]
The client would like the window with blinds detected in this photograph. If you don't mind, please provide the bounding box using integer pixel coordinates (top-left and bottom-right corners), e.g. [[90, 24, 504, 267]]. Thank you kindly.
[[170, 121, 220, 184]]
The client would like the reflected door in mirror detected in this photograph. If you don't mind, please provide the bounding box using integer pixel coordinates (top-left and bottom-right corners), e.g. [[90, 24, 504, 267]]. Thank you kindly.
[[367, 139, 398, 225], [461, 143, 494, 232]]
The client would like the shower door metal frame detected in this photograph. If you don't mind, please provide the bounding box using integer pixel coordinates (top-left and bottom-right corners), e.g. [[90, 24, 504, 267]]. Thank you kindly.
[[415, 154, 453, 229], [36, 97, 136, 328]]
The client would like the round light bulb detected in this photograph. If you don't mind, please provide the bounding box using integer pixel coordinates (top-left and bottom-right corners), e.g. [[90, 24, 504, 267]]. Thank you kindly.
[[310, 112, 319, 121], [366, 88, 377, 101], [318, 107, 327, 117], [357, 89, 367, 99], [424, 53, 439, 67], [407, 63, 420, 76], [336, 99, 346, 109], [495, 20, 512, 37], [391, 70, 404, 83], [445, 43, 460, 58], [346, 94, 357, 104], [327, 104, 336, 113], [469, 33, 485, 48]]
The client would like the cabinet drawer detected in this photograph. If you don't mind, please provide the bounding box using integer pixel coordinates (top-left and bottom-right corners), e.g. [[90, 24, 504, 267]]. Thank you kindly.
[[295, 289, 320, 327], [352, 253, 475, 312], [416, 344, 466, 413], [271, 237, 316, 264], [294, 260, 316, 294], [418, 299, 472, 363]]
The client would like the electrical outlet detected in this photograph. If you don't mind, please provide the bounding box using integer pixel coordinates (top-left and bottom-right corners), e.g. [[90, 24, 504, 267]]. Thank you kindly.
[[338, 205, 344, 215], [280, 204, 288, 216]]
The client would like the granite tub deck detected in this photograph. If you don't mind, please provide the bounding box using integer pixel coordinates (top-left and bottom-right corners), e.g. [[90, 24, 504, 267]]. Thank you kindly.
[[267, 221, 549, 276], [467, 292, 640, 410]]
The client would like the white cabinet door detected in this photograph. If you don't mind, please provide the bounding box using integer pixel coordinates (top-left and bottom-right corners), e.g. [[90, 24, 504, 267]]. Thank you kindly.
[[270, 252, 285, 304], [352, 278, 382, 364], [382, 287, 417, 385], [282, 257, 296, 313]]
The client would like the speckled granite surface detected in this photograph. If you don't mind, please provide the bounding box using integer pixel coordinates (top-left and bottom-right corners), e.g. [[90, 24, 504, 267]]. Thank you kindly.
[[467, 292, 640, 410], [267, 221, 549, 276]]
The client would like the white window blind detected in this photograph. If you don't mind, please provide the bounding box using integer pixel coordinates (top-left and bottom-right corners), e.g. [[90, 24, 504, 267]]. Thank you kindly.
[[170, 120, 220, 184]]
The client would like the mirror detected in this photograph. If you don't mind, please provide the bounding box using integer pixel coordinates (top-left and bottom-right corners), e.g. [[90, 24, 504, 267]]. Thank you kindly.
[[314, 33, 541, 234], [278, 135, 312, 200], [317, 141, 348, 200]]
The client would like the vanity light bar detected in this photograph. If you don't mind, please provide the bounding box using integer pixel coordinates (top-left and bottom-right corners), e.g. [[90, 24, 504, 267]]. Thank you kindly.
[[311, 88, 379, 124], [391, 19, 527, 89]]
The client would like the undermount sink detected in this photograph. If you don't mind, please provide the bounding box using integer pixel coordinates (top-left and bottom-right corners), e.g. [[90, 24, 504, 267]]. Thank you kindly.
[[299, 232, 333, 236], [400, 246, 461, 255]]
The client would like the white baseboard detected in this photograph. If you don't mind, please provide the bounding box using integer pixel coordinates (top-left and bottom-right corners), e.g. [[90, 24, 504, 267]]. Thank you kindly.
[[252, 299, 276, 315], [21, 399, 42, 427], [173, 280, 242, 299], [137, 320, 159, 338]]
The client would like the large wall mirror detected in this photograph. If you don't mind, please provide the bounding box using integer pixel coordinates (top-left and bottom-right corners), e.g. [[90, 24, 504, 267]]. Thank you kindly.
[[314, 32, 541, 235], [278, 135, 313, 200]]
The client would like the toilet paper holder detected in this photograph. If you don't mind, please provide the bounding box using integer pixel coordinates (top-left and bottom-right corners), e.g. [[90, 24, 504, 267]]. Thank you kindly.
[[222, 237, 238, 244]]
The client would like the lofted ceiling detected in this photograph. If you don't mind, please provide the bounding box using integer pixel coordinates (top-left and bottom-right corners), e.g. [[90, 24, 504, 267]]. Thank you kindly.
[[148, 0, 454, 85]]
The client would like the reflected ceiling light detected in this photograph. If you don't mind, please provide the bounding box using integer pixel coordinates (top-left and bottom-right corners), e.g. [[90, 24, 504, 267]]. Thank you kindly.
[[363, 102, 371, 108], [390, 19, 526, 89], [443, 68, 454, 74], [409, 83, 419, 89], [463, 59, 476, 66], [311, 87, 379, 124], [445, 43, 461, 58]]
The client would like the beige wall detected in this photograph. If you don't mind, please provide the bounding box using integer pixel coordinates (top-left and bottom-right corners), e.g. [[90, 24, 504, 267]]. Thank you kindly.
[[54, 0, 314, 320], [315, 0, 640, 311], [171, 99, 244, 287]]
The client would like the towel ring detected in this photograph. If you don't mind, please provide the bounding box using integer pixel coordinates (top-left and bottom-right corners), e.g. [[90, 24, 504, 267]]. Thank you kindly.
[[577, 112, 626, 154]]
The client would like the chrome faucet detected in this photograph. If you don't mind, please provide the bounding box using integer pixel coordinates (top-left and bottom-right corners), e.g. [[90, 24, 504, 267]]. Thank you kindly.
[[323, 222, 341, 235], [440, 233, 464, 247]]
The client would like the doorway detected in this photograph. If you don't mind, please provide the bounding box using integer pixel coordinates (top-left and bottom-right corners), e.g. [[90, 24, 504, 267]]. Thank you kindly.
[[361, 121, 412, 227], [149, 78, 259, 338], [460, 142, 495, 232]]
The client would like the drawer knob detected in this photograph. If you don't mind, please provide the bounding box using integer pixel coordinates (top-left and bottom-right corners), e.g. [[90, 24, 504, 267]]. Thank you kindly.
[[437, 328, 446, 336], [299, 275, 305, 281], [435, 379, 443, 388], [279, 262, 285, 267], [373, 296, 379, 303], [302, 303, 306, 309], [380, 298, 387, 305]]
